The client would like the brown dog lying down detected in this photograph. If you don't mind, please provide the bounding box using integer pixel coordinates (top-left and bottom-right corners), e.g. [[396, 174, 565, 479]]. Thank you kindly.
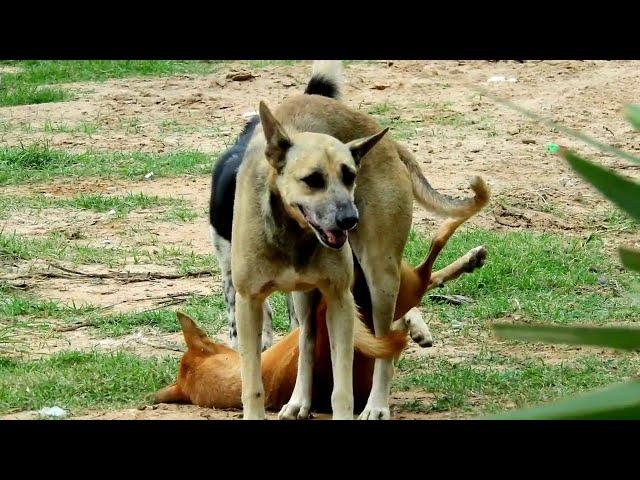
[[155, 217, 486, 413]]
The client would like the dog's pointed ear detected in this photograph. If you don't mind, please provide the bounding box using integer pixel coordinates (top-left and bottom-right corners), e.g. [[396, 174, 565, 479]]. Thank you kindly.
[[177, 311, 209, 351], [346, 127, 389, 166], [259, 101, 292, 172]]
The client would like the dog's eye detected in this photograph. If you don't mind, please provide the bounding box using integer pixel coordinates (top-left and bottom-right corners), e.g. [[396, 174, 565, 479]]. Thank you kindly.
[[341, 165, 356, 187], [301, 172, 325, 189]]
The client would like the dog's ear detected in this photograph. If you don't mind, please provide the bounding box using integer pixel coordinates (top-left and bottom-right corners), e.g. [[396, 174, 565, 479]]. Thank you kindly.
[[346, 127, 389, 166], [177, 311, 211, 351], [259, 101, 292, 172]]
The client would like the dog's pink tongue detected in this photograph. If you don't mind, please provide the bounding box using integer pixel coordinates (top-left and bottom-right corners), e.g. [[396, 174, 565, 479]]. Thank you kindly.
[[325, 229, 337, 244]]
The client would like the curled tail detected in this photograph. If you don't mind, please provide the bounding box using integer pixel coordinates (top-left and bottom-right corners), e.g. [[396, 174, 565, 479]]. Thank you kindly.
[[304, 60, 343, 99], [354, 317, 408, 358], [396, 142, 490, 219], [316, 300, 407, 358]]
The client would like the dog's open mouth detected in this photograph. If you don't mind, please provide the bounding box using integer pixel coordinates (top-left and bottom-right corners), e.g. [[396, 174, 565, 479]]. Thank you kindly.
[[298, 206, 348, 249]]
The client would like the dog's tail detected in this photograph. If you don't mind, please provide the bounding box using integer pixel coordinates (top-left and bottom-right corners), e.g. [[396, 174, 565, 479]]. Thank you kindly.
[[396, 142, 490, 219], [354, 315, 408, 359], [304, 60, 343, 100], [316, 300, 407, 358]]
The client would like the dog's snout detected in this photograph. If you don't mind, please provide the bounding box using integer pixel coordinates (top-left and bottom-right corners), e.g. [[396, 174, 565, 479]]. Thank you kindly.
[[336, 211, 359, 231]]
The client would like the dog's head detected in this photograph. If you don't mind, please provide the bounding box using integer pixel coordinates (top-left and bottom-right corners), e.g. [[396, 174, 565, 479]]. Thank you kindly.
[[259, 101, 388, 249]]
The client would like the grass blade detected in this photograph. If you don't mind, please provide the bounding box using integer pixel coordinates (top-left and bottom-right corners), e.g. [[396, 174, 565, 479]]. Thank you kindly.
[[485, 380, 640, 419], [620, 247, 640, 273], [474, 86, 640, 164], [626, 105, 640, 131], [561, 150, 640, 222], [492, 323, 640, 351]]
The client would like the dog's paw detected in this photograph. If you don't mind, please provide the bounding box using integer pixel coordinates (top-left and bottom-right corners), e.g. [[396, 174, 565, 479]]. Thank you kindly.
[[463, 245, 487, 272], [404, 308, 433, 348], [358, 406, 391, 420], [411, 329, 433, 348], [278, 402, 311, 420]]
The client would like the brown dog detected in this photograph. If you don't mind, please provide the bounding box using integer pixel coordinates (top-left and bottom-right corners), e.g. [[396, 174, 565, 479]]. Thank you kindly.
[[155, 217, 486, 413]]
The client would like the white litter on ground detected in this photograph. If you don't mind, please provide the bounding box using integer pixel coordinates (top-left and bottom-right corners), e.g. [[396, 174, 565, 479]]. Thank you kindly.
[[38, 406, 67, 419], [144, 172, 155, 180], [488, 75, 518, 83]]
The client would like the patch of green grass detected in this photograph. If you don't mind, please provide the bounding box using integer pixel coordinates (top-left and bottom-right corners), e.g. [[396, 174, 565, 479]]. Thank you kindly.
[[66, 193, 179, 217], [162, 205, 199, 223], [43, 120, 102, 136], [367, 103, 419, 140], [587, 208, 638, 234], [0, 192, 194, 222], [91, 294, 226, 338], [0, 231, 216, 272], [0, 294, 98, 320], [0, 85, 69, 107], [0, 351, 178, 414], [0, 144, 214, 185], [0, 60, 221, 107], [403, 227, 640, 325], [394, 354, 640, 416]]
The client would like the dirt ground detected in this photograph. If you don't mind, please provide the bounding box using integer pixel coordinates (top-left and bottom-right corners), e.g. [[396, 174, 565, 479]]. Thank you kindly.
[[1, 60, 639, 420]]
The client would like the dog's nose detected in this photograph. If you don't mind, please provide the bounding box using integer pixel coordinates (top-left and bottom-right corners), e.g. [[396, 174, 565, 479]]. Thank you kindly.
[[336, 213, 358, 231]]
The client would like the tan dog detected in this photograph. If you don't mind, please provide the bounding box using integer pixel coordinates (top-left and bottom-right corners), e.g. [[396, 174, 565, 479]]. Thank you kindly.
[[155, 217, 487, 413], [231, 61, 489, 419]]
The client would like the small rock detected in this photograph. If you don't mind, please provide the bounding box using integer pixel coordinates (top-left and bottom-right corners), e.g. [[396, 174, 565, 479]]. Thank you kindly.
[[467, 141, 485, 153], [507, 127, 520, 136], [455, 141, 463, 147], [226, 71, 255, 82], [281, 79, 296, 87], [372, 84, 390, 90], [214, 78, 227, 87], [151, 404, 159, 410], [451, 321, 464, 330], [522, 139, 537, 145], [387, 61, 394, 67], [101, 239, 112, 246], [137, 405, 147, 411], [597, 276, 608, 286], [107, 209, 116, 216]]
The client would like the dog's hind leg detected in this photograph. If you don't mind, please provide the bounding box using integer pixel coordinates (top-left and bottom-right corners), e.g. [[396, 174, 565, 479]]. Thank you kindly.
[[278, 291, 318, 419], [428, 245, 487, 290], [349, 183, 412, 420], [211, 226, 274, 351]]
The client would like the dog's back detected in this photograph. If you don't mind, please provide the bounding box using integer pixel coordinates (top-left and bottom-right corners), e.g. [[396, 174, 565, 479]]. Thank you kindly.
[[209, 116, 260, 241]]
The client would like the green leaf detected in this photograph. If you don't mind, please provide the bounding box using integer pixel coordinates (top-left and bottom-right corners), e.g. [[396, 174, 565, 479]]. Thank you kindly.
[[620, 246, 640, 273], [473, 86, 640, 164], [484, 380, 640, 419], [562, 150, 640, 222], [626, 105, 640, 131], [493, 323, 640, 351]]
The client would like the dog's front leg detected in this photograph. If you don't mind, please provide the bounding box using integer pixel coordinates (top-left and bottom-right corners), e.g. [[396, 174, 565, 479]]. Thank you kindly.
[[279, 291, 316, 419], [236, 293, 266, 420], [325, 288, 356, 420]]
